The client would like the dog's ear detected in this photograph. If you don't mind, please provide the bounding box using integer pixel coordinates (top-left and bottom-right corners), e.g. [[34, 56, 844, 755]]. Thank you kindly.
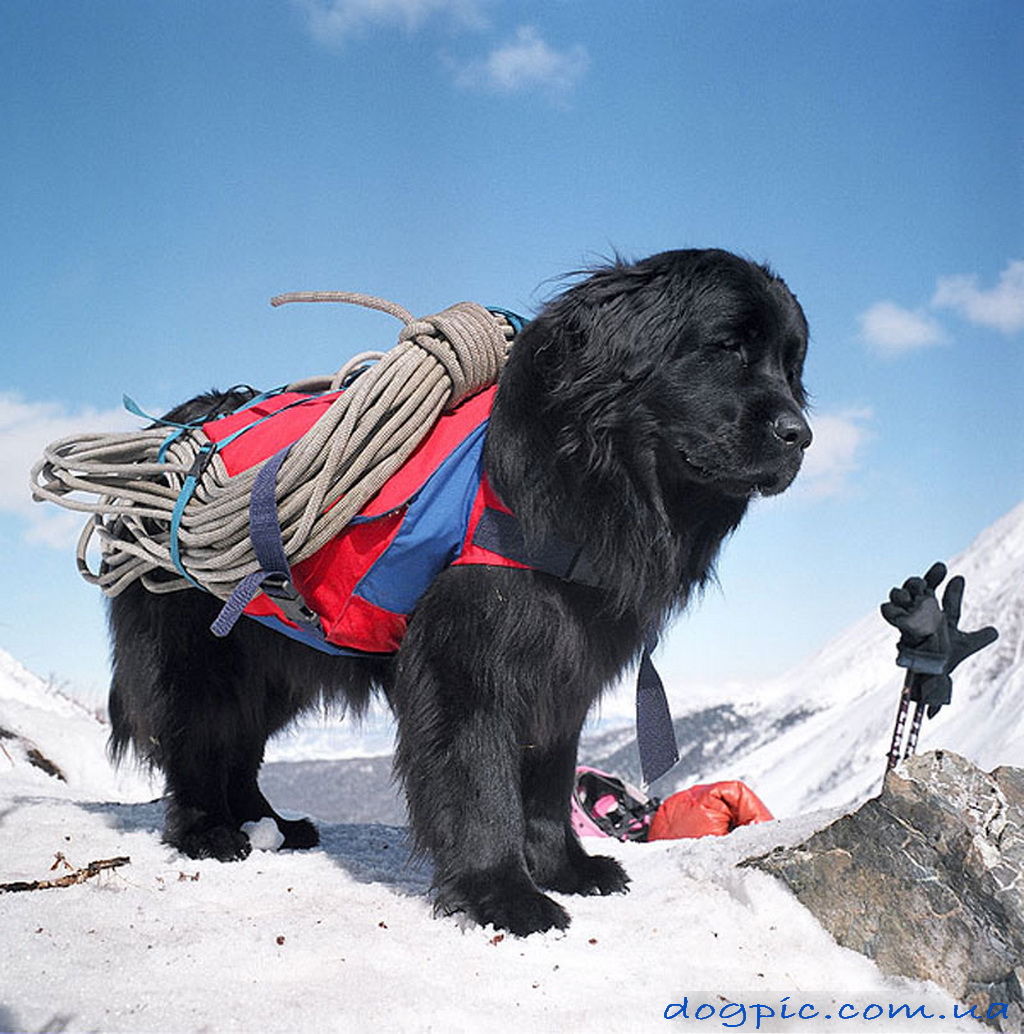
[[524, 264, 667, 394]]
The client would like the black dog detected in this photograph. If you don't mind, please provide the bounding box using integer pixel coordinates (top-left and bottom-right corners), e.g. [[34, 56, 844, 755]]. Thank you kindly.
[[107, 248, 811, 936]]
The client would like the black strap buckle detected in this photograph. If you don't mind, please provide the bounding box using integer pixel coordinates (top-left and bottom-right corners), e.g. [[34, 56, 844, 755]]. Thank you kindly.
[[261, 573, 324, 634]]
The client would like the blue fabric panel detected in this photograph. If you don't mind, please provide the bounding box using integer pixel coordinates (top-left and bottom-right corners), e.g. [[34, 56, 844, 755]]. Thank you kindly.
[[354, 423, 487, 614]]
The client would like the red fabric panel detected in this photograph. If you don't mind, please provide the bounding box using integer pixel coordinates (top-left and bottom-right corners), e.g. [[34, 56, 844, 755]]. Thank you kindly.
[[242, 509, 407, 653], [330, 595, 408, 654], [205, 392, 341, 475], [205, 385, 497, 514], [359, 386, 496, 517], [218, 385, 499, 652]]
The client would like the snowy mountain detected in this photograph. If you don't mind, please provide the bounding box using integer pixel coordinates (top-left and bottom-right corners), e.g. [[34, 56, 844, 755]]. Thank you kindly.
[[605, 499, 1024, 817]]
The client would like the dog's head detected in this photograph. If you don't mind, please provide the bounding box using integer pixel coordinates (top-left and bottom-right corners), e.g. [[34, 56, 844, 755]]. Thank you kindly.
[[511, 248, 811, 503]]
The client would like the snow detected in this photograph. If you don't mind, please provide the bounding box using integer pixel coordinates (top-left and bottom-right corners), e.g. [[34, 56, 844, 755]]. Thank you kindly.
[[0, 660, 990, 1033], [0, 775, 986, 1033], [4, 500, 1022, 1032], [0, 650, 159, 804]]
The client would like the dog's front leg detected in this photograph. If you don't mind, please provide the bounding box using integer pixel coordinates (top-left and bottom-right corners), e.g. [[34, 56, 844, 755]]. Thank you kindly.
[[389, 570, 573, 936], [521, 737, 630, 898]]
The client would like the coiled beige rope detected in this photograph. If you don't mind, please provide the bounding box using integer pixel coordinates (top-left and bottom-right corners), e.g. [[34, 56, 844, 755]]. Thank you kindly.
[[30, 294, 515, 599]]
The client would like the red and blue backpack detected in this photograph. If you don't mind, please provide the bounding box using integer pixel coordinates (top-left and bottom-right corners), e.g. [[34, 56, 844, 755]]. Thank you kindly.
[[159, 333, 678, 786], [202, 383, 537, 655]]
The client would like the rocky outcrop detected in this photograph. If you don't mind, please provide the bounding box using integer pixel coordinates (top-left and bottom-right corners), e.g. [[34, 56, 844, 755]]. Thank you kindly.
[[747, 751, 1024, 1031]]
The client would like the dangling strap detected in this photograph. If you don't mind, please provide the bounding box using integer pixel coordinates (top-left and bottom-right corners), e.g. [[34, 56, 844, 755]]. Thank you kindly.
[[211, 447, 326, 641], [635, 628, 679, 786]]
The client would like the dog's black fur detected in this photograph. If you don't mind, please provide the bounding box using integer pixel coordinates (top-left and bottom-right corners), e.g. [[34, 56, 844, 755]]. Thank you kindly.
[[107, 249, 811, 936]]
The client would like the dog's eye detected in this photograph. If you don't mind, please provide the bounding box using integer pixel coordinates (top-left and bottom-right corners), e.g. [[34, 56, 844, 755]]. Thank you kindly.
[[716, 341, 748, 367]]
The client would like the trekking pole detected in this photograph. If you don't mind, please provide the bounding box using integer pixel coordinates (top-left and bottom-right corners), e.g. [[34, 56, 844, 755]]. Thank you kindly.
[[903, 698, 926, 760], [887, 671, 930, 772], [886, 671, 915, 772]]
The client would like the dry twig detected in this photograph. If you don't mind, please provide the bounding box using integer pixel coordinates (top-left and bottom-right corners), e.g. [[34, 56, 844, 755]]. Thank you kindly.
[[0, 853, 130, 893]]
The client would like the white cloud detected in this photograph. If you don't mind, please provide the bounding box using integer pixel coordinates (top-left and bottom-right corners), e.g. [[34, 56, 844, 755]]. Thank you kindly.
[[296, 0, 487, 44], [457, 26, 589, 99], [0, 393, 138, 549], [931, 259, 1024, 335], [798, 408, 874, 499], [857, 300, 947, 357], [294, 5, 588, 101]]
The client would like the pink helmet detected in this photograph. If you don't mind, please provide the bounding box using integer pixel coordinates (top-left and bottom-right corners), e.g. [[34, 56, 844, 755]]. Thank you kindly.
[[570, 766, 659, 841]]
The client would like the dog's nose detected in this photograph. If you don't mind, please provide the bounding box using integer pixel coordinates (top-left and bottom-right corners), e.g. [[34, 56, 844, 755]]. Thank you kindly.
[[772, 411, 813, 450]]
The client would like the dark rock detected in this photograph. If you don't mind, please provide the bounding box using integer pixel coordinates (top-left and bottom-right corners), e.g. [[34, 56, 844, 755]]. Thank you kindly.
[[746, 751, 1024, 1031], [0, 725, 67, 782]]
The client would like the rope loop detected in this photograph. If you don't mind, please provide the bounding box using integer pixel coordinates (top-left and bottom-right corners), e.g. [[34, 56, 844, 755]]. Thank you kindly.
[[397, 318, 437, 342], [30, 290, 520, 601], [398, 302, 510, 411]]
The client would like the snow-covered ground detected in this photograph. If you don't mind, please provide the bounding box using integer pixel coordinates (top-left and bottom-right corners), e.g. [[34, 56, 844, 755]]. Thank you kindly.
[[0, 702, 985, 1034], [2, 501, 1020, 1032]]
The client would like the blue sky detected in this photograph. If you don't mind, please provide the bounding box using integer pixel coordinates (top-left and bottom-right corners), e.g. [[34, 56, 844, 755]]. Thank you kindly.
[[2, 0, 1021, 708]]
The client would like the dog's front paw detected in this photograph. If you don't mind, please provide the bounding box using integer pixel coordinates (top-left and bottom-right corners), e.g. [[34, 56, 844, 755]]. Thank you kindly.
[[171, 824, 252, 862], [438, 868, 571, 936]]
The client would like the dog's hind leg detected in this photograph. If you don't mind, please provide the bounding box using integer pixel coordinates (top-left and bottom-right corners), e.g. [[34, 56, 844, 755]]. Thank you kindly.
[[156, 665, 319, 858], [161, 731, 253, 862], [108, 587, 265, 861], [224, 757, 319, 850]]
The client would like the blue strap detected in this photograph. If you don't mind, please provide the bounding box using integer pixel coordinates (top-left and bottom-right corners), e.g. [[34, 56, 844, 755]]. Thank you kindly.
[[169, 444, 214, 590], [211, 447, 326, 641], [129, 385, 328, 635], [169, 429, 291, 586], [121, 395, 198, 464], [125, 387, 289, 428], [635, 628, 679, 786], [472, 506, 602, 587], [123, 387, 290, 462], [168, 394, 336, 584], [209, 570, 268, 637], [486, 307, 529, 335], [123, 394, 193, 428], [249, 447, 292, 575]]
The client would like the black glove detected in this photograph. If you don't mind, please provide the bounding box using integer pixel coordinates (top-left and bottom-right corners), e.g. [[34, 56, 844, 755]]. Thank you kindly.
[[881, 561, 950, 675], [913, 673, 953, 718], [881, 562, 999, 717]]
